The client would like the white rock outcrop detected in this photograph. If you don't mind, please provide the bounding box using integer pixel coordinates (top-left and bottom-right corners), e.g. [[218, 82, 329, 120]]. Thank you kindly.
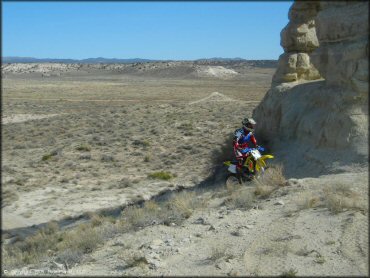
[[253, 1, 368, 175], [272, 1, 322, 84], [311, 2, 369, 94]]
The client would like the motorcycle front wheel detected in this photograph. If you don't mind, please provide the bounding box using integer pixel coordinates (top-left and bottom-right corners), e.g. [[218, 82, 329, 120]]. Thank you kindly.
[[225, 173, 241, 187]]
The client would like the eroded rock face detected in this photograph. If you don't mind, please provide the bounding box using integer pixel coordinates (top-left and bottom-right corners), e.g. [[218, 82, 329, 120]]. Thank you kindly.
[[272, 1, 321, 84], [253, 1, 369, 169], [311, 1, 369, 94]]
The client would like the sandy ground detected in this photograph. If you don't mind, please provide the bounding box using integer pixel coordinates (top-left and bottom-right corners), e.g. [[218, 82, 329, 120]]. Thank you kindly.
[[2, 114, 60, 125], [66, 171, 368, 276]]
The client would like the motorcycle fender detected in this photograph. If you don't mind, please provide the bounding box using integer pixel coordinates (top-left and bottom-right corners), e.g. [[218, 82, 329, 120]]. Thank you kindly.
[[261, 155, 274, 160], [256, 159, 267, 172]]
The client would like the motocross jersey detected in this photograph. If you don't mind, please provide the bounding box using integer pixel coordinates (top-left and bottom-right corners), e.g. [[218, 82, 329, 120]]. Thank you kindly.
[[233, 128, 257, 152]]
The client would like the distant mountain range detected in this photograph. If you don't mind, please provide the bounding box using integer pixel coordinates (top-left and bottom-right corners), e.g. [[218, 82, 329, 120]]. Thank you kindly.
[[2, 56, 275, 64], [2, 56, 157, 64]]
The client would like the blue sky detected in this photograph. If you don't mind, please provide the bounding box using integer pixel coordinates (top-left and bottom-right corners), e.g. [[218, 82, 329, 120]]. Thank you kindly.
[[3, 1, 293, 60]]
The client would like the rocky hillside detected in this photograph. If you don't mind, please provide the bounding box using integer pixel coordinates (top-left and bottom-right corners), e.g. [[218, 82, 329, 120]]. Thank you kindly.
[[253, 1, 368, 177], [2, 60, 277, 79]]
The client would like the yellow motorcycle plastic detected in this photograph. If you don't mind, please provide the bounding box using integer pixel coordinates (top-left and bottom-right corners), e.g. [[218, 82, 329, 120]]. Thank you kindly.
[[245, 154, 274, 173], [224, 154, 274, 173]]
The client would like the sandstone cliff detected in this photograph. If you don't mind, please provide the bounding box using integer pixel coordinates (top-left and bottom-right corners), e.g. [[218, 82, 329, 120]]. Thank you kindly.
[[253, 1, 368, 177]]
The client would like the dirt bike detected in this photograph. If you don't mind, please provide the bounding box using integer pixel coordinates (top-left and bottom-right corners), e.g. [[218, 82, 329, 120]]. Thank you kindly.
[[223, 146, 274, 186]]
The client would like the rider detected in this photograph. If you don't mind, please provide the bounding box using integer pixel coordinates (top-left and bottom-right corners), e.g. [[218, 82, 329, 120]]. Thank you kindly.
[[233, 117, 258, 178]]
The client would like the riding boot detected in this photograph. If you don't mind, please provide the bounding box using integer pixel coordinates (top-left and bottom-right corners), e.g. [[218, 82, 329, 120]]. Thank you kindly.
[[236, 165, 243, 183]]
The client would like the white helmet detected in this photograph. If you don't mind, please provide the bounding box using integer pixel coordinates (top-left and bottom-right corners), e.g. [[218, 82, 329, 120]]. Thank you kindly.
[[242, 117, 256, 132]]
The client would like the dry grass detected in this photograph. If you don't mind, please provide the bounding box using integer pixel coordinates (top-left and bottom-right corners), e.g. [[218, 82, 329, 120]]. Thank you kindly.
[[225, 181, 241, 195], [296, 192, 321, 209], [295, 183, 365, 214], [169, 191, 208, 220], [208, 245, 233, 262], [3, 222, 60, 268], [225, 187, 256, 209], [118, 250, 148, 270], [258, 164, 286, 187], [323, 184, 363, 214], [280, 268, 298, 277], [121, 191, 208, 230], [221, 164, 286, 208], [75, 143, 91, 152], [253, 164, 286, 199], [58, 223, 103, 254], [253, 183, 276, 198], [2, 216, 121, 269], [123, 201, 161, 229]]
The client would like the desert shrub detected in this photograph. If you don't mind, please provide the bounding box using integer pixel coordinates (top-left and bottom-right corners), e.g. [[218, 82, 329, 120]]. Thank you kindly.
[[148, 171, 173, 180], [56, 249, 84, 266], [259, 164, 286, 187], [280, 268, 298, 277], [119, 250, 148, 269], [101, 154, 115, 162], [2, 188, 19, 207], [42, 148, 63, 161], [76, 143, 91, 152], [3, 219, 107, 270], [42, 153, 54, 161], [225, 187, 255, 209], [323, 184, 363, 214], [132, 139, 150, 148], [79, 153, 92, 160], [166, 191, 207, 222], [209, 246, 226, 261], [109, 178, 132, 189], [123, 201, 161, 229], [296, 192, 321, 209], [57, 223, 103, 254], [119, 177, 131, 188], [167, 191, 194, 220], [2, 246, 23, 269], [208, 245, 233, 262], [99, 221, 120, 239], [122, 191, 206, 228], [177, 122, 193, 131], [44, 221, 59, 234], [314, 254, 326, 264], [144, 155, 151, 162], [87, 212, 104, 227], [253, 164, 286, 198], [253, 183, 276, 198], [5, 224, 61, 267]]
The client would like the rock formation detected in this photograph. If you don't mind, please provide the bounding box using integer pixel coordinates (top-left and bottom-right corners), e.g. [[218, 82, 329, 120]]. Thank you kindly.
[[253, 1, 368, 176], [272, 1, 321, 84], [312, 1, 369, 94]]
